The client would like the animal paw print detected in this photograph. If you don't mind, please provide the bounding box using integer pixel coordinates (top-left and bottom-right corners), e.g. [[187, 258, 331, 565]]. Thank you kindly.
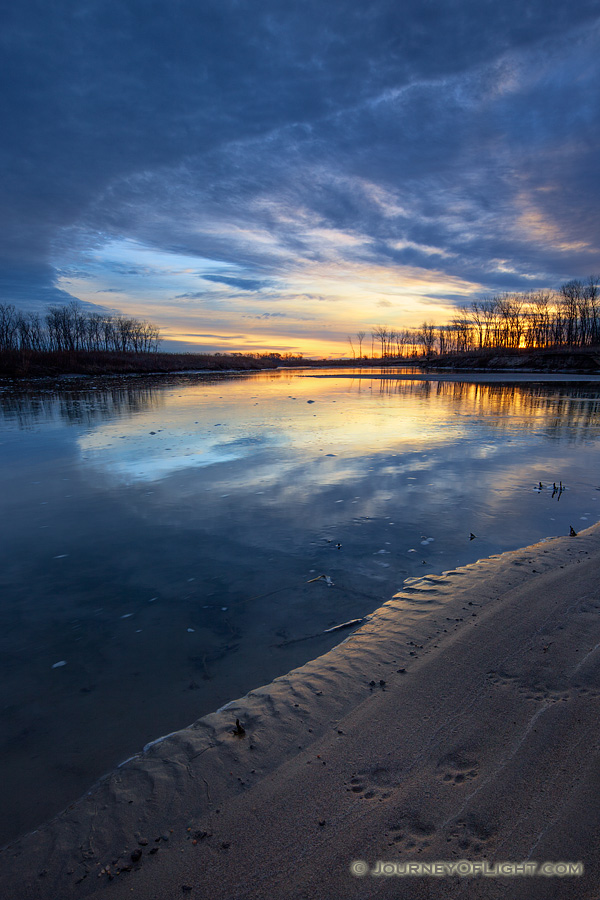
[[446, 818, 494, 855], [546, 688, 571, 703], [521, 683, 570, 703], [348, 767, 393, 800], [521, 690, 547, 702], [486, 669, 519, 689], [437, 751, 479, 785], [577, 686, 600, 699], [388, 816, 435, 853], [487, 669, 566, 703]]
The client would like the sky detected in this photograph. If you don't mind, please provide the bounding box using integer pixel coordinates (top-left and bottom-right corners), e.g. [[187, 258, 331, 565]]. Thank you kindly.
[[2, 0, 600, 357]]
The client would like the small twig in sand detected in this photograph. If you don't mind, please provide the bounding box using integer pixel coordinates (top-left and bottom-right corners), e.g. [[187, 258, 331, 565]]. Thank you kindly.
[[323, 618, 364, 633], [306, 574, 334, 585], [275, 617, 365, 647]]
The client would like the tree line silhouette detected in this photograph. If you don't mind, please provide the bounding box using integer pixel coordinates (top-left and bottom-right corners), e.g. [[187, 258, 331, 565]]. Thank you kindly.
[[350, 278, 600, 358], [0, 302, 161, 354], [2, 276, 600, 363]]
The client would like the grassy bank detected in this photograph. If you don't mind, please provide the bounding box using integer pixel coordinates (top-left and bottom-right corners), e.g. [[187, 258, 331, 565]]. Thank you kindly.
[[0, 349, 415, 378], [2, 346, 600, 379], [419, 346, 600, 372], [0, 349, 295, 377]]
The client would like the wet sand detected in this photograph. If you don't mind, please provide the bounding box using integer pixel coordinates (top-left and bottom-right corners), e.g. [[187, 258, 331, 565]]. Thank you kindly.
[[2, 524, 600, 899]]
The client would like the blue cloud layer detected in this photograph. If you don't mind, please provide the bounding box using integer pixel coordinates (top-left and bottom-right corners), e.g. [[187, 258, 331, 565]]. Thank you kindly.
[[1, 0, 600, 328]]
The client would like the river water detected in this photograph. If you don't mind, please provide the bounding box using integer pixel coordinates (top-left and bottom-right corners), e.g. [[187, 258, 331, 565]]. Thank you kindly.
[[1, 367, 600, 844]]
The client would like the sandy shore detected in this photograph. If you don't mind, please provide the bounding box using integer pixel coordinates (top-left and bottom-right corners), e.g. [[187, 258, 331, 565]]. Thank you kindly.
[[3, 524, 600, 899]]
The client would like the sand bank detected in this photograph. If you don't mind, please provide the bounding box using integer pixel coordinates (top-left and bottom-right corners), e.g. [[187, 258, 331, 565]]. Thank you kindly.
[[3, 525, 600, 899]]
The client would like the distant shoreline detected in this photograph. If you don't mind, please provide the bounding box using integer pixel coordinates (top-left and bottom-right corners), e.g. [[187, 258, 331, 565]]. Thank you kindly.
[[1, 345, 600, 381], [422, 346, 600, 374]]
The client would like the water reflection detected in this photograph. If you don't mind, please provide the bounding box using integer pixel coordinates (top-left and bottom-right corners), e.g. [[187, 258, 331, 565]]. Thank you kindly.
[[74, 378, 600, 483], [0, 383, 164, 428], [2, 372, 599, 439], [331, 376, 600, 437]]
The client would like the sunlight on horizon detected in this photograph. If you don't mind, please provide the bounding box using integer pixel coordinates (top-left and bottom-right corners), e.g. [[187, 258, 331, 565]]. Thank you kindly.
[[54, 237, 483, 357]]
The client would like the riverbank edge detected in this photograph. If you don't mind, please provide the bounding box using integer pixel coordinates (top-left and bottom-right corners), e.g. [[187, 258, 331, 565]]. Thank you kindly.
[[2, 522, 600, 899]]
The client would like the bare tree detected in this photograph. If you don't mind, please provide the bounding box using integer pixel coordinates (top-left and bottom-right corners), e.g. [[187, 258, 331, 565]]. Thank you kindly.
[[349, 274, 600, 359], [437, 325, 446, 355], [356, 330, 366, 358], [417, 321, 437, 356], [587, 276, 600, 345], [0, 303, 165, 354], [560, 280, 582, 347], [0, 304, 18, 351], [372, 324, 389, 359], [387, 329, 397, 357], [470, 301, 485, 349]]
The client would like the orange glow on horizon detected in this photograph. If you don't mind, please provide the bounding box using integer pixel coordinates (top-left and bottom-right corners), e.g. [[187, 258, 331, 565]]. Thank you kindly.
[[55, 239, 487, 357]]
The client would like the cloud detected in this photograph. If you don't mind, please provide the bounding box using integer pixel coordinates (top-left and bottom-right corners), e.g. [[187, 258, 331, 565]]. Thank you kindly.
[[242, 312, 288, 319], [2, 0, 600, 344], [177, 333, 248, 341], [0, 260, 104, 312], [201, 274, 268, 292]]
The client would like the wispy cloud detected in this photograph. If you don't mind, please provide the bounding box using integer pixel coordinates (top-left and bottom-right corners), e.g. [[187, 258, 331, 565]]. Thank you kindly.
[[2, 1, 600, 352], [201, 274, 268, 292], [243, 312, 288, 319]]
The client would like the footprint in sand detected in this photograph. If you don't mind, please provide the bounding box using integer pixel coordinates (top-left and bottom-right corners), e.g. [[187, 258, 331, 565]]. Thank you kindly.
[[487, 670, 571, 704], [348, 767, 393, 800], [534, 687, 571, 703], [446, 817, 495, 854], [577, 686, 600, 699], [387, 815, 436, 853], [486, 669, 519, 689], [437, 751, 479, 785]]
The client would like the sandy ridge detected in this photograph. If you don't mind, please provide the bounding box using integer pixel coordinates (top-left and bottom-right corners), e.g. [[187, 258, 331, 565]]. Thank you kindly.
[[2, 524, 600, 899]]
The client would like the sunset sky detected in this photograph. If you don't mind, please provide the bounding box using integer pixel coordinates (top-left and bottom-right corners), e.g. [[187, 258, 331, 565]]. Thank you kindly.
[[2, 1, 600, 356]]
